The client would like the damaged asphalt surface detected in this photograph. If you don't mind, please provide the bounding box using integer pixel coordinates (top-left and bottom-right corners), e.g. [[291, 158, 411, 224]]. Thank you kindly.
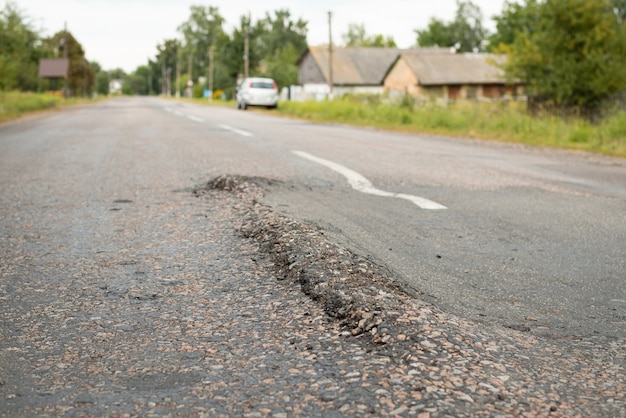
[[1, 98, 625, 416]]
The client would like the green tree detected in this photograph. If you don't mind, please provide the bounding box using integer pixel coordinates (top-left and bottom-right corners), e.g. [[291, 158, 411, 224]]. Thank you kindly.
[[108, 68, 126, 80], [91, 61, 109, 96], [155, 39, 179, 95], [220, 14, 264, 84], [0, 2, 47, 91], [342, 23, 397, 47], [44, 30, 94, 96], [256, 10, 308, 87], [262, 42, 300, 90], [415, 18, 454, 49], [257, 10, 308, 59], [415, 0, 488, 52], [489, 0, 540, 51], [451, 0, 488, 51], [95, 71, 109, 95], [146, 7, 308, 96], [505, 0, 626, 113], [613, 0, 626, 23], [125, 65, 151, 95], [220, 10, 307, 90], [177, 6, 227, 83]]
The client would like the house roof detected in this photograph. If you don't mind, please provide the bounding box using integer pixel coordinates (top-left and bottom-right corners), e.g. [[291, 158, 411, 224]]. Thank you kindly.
[[396, 52, 507, 86], [38, 58, 69, 78], [300, 46, 448, 86]]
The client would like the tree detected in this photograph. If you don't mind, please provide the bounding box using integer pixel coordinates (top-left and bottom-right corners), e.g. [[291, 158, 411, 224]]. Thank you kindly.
[[125, 65, 152, 95], [44, 30, 94, 96], [342, 23, 397, 47], [90, 61, 109, 95], [177, 6, 227, 83], [0, 2, 47, 91], [415, 18, 454, 49], [155, 39, 179, 95], [613, 0, 626, 23], [95, 71, 109, 95], [451, 0, 488, 51], [489, 0, 540, 51], [256, 10, 308, 87], [220, 9, 308, 90], [415, 0, 488, 52], [262, 42, 300, 90], [220, 14, 264, 84], [505, 0, 626, 113], [144, 7, 308, 96], [257, 9, 308, 58]]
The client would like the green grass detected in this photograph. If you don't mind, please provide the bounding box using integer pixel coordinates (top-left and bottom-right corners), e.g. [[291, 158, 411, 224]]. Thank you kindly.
[[277, 97, 626, 158], [0, 91, 98, 123]]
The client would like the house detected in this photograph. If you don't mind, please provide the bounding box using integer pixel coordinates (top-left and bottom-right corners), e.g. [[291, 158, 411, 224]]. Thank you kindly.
[[384, 52, 522, 101], [297, 46, 413, 99], [109, 79, 123, 95]]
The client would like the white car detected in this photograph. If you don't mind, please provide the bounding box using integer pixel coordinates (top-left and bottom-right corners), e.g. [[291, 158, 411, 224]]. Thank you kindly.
[[236, 77, 279, 110]]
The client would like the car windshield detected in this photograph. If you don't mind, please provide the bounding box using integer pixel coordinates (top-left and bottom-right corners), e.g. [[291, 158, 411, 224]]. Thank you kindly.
[[250, 81, 274, 89]]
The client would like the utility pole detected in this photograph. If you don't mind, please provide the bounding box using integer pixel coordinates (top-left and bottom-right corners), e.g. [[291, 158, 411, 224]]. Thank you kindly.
[[328, 11, 333, 96], [167, 67, 172, 96], [63, 21, 68, 98], [147, 59, 151, 96], [188, 55, 193, 83], [208, 45, 214, 101], [244, 16, 250, 79], [176, 60, 180, 98], [161, 61, 166, 95], [83, 59, 87, 98]]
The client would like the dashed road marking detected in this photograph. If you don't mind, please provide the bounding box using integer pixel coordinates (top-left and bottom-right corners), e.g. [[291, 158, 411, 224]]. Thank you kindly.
[[187, 115, 204, 123], [293, 150, 447, 210], [219, 124, 253, 137]]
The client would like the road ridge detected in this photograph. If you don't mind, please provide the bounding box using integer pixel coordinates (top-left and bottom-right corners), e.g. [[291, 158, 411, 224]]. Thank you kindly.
[[194, 174, 626, 416]]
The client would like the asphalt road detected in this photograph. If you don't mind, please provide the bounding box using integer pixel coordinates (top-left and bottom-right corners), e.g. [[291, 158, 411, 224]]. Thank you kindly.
[[158, 97, 626, 341], [6, 97, 625, 342], [1, 97, 625, 416]]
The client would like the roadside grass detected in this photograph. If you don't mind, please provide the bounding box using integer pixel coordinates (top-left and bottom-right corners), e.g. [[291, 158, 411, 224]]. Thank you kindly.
[[0, 91, 99, 123], [277, 98, 626, 158]]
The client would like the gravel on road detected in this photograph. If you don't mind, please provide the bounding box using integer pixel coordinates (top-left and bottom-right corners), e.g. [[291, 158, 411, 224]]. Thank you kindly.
[[1, 171, 624, 417]]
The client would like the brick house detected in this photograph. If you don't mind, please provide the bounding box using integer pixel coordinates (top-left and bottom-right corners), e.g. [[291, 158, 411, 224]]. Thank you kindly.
[[297, 46, 421, 99], [384, 51, 522, 101]]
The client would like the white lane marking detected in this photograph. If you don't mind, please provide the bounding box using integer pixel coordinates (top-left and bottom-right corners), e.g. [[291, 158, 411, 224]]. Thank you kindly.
[[219, 124, 253, 137], [293, 150, 447, 210], [187, 115, 204, 123], [174, 111, 184, 117]]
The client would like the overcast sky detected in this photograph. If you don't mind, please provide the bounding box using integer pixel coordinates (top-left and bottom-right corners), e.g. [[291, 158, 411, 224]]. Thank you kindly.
[[13, 0, 506, 73]]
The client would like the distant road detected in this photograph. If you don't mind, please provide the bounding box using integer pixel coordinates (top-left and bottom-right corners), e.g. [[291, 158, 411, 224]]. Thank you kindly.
[[5, 97, 625, 341]]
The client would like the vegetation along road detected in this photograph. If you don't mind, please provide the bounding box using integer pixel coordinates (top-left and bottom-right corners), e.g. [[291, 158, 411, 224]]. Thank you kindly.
[[1, 97, 624, 416]]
